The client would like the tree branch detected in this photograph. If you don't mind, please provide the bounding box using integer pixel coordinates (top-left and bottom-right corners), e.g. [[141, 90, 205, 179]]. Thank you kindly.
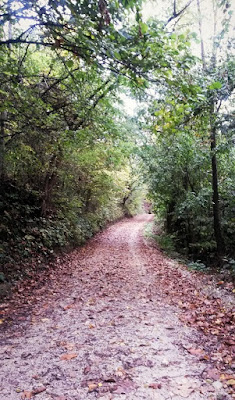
[[164, 0, 195, 27]]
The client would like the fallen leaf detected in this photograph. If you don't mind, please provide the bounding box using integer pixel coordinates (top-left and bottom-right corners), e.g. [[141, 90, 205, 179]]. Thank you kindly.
[[113, 379, 137, 394], [63, 304, 74, 310], [21, 391, 33, 399], [220, 374, 235, 381], [225, 339, 235, 346], [206, 368, 220, 380], [187, 348, 204, 356], [32, 375, 40, 380], [83, 366, 91, 374], [226, 379, 235, 386], [88, 383, 98, 392], [60, 353, 77, 361], [149, 383, 162, 389], [173, 382, 194, 398], [116, 367, 126, 377], [32, 387, 46, 395], [61, 342, 75, 351]]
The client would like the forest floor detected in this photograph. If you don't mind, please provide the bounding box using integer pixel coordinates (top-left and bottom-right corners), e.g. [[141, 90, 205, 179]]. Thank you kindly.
[[0, 214, 235, 400]]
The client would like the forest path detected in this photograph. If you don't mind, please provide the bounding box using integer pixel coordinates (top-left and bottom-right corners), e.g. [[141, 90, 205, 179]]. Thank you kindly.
[[0, 214, 234, 400]]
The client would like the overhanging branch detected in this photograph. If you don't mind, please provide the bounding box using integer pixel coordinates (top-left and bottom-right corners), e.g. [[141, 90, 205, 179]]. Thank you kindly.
[[164, 0, 195, 27]]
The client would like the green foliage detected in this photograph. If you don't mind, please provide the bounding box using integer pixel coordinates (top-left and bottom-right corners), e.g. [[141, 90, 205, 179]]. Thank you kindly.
[[144, 221, 177, 256], [222, 259, 235, 273], [0, 12, 147, 281], [0, 0, 234, 283], [155, 233, 177, 255], [140, 46, 235, 265], [208, 81, 223, 90], [187, 261, 209, 272], [142, 105, 235, 262]]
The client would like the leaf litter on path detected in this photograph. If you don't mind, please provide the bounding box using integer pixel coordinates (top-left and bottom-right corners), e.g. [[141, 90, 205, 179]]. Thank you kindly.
[[0, 214, 234, 399]]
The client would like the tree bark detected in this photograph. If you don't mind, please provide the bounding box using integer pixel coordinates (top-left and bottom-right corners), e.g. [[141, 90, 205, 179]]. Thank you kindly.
[[196, 0, 206, 69], [0, 111, 6, 180], [0, 16, 11, 180], [209, 0, 224, 258], [41, 152, 61, 216], [210, 105, 224, 256]]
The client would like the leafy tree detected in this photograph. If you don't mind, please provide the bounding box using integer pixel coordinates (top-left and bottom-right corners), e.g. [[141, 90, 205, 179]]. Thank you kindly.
[[140, 0, 235, 264]]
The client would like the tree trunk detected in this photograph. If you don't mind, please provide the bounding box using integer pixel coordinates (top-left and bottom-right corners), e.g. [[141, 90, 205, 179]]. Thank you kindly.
[[196, 0, 206, 69], [197, 0, 224, 259], [166, 200, 175, 233], [41, 153, 61, 216], [0, 17, 11, 180], [0, 111, 6, 180], [210, 105, 224, 256]]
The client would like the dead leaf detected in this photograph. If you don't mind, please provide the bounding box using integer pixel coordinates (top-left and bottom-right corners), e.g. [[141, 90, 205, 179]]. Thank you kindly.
[[115, 367, 126, 377], [61, 342, 75, 351], [226, 379, 235, 386], [32, 375, 40, 380], [187, 348, 204, 356], [113, 379, 137, 394], [21, 391, 33, 399], [83, 366, 91, 374], [206, 368, 220, 380], [60, 353, 77, 361], [173, 382, 194, 398], [220, 374, 235, 381], [88, 383, 98, 392], [149, 383, 162, 389], [32, 387, 46, 395], [225, 339, 235, 346], [63, 304, 74, 310]]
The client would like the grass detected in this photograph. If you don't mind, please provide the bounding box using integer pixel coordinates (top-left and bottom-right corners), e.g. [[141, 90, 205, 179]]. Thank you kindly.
[[144, 220, 181, 259]]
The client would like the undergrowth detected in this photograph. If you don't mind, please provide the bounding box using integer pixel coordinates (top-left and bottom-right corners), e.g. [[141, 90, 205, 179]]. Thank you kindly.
[[0, 180, 127, 287], [144, 219, 235, 281], [144, 220, 181, 260]]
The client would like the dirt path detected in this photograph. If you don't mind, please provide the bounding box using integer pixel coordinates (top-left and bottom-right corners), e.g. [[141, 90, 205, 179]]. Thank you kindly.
[[0, 215, 234, 399]]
